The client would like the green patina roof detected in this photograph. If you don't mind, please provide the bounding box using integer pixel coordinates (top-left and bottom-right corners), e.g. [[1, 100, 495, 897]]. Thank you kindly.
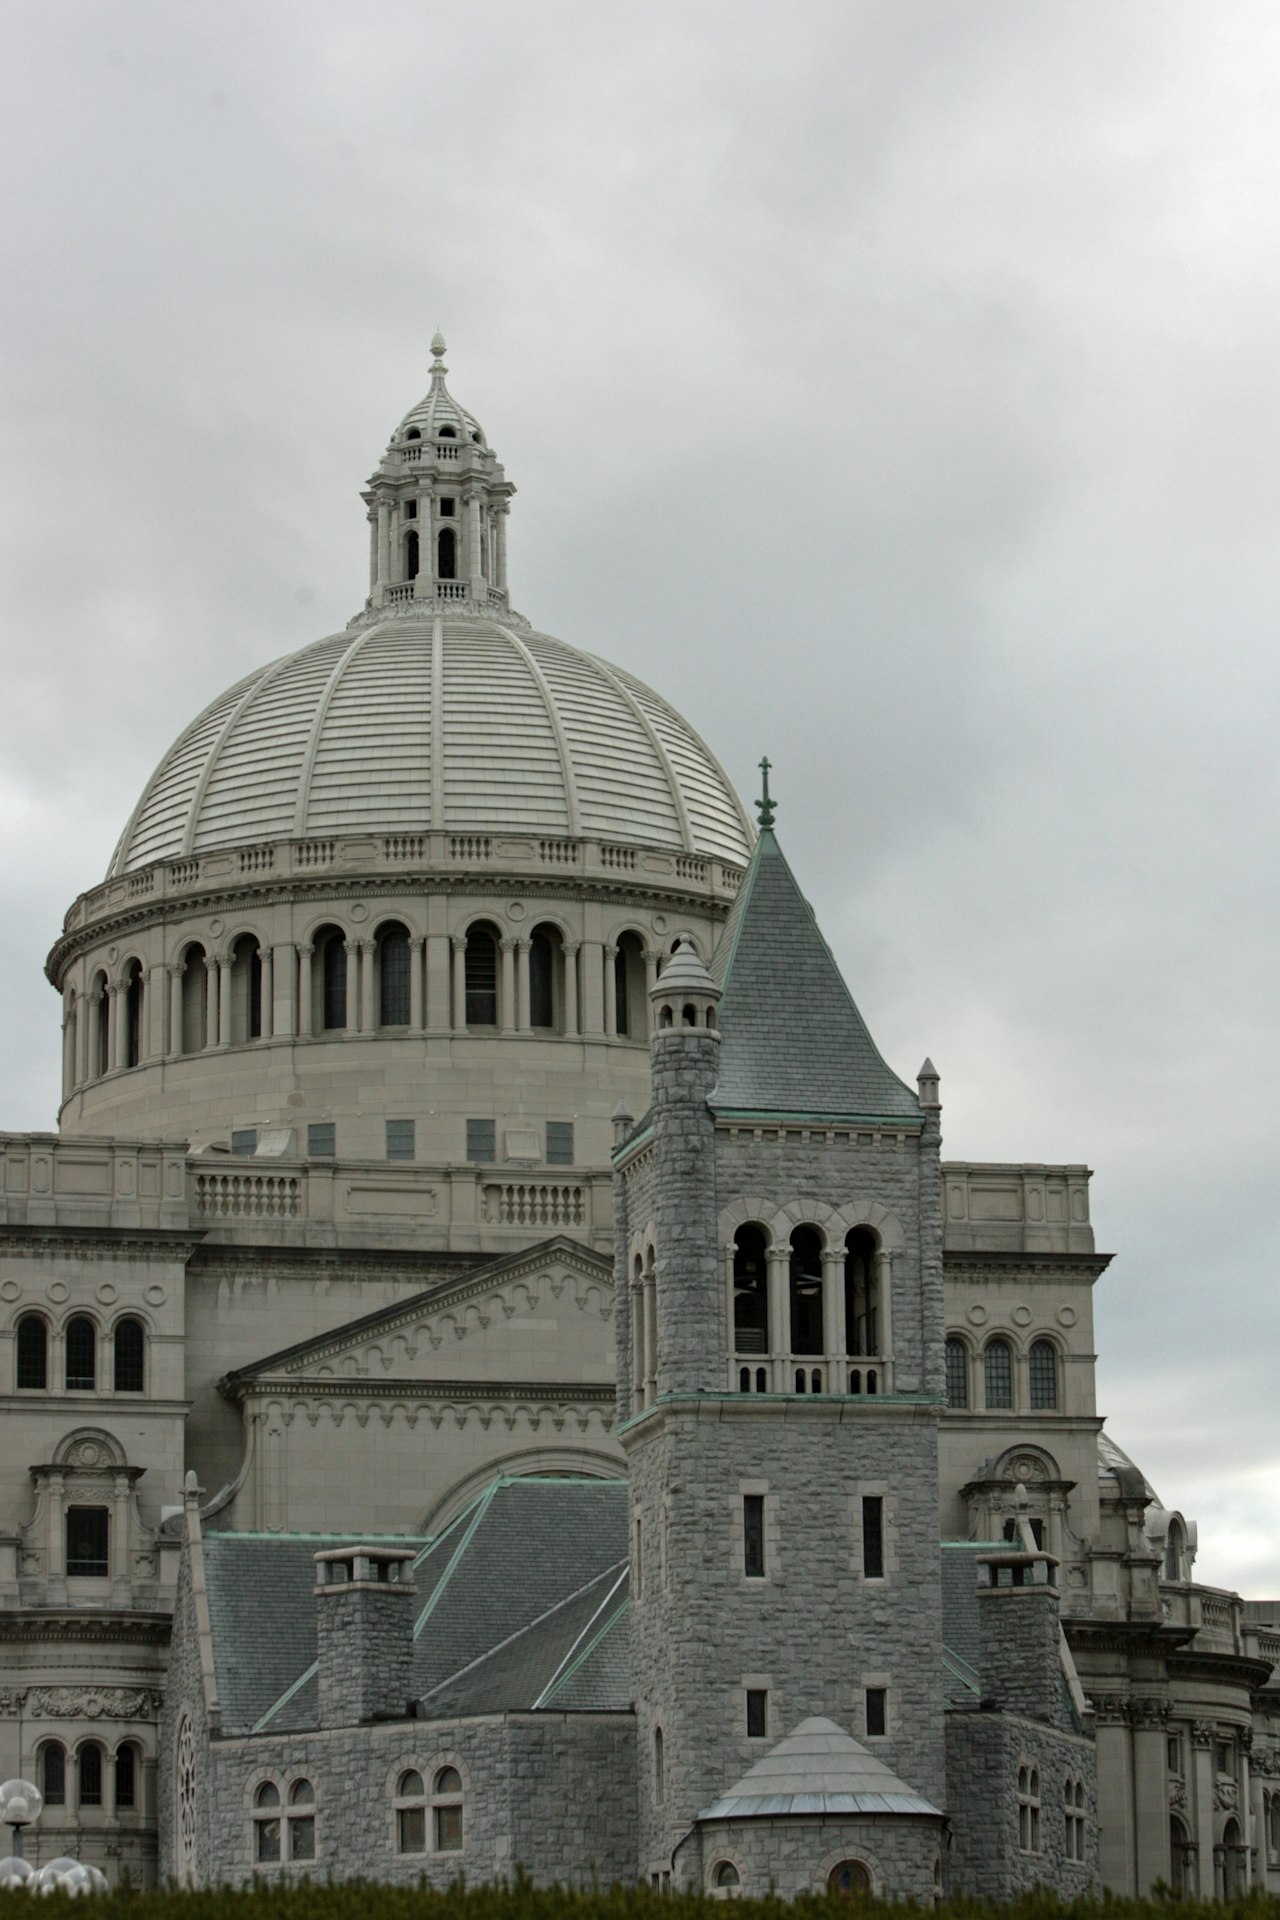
[[710, 830, 921, 1122]]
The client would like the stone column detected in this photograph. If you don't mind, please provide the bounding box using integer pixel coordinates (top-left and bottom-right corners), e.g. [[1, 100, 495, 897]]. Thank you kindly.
[[61, 1003, 76, 1099], [376, 498, 390, 598], [203, 958, 218, 1052], [500, 938, 516, 1034], [822, 1249, 846, 1385], [359, 939, 375, 1032], [409, 937, 425, 1032], [1132, 1699, 1172, 1892], [146, 965, 165, 1058], [419, 488, 435, 592], [496, 504, 509, 590], [631, 1276, 646, 1414], [216, 956, 232, 1048], [168, 965, 183, 1059], [644, 947, 659, 998], [47, 1469, 66, 1603], [259, 946, 274, 1040], [563, 943, 580, 1037], [86, 986, 102, 1079], [426, 933, 451, 1034], [106, 984, 122, 1071], [451, 936, 467, 1031], [1192, 1723, 1216, 1898], [603, 943, 619, 1037], [111, 1470, 131, 1602], [368, 509, 378, 593], [580, 938, 604, 1037], [515, 938, 531, 1031], [876, 1247, 895, 1389], [344, 941, 359, 1035], [77, 986, 92, 1086], [1094, 1700, 1137, 1892], [468, 490, 484, 590], [642, 1264, 658, 1406], [767, 1248, 791, 1390], [297, 944, 314, 1038]]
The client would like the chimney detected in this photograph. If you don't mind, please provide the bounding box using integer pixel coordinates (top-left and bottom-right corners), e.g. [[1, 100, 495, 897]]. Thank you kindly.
[[975, 1536, 1063, 1725], [314, 1546, 417, 1726]]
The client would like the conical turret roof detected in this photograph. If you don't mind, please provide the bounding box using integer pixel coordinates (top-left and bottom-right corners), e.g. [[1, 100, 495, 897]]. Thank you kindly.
[[697, 1716, 942, 1821], [709, 829, 920, 1121]]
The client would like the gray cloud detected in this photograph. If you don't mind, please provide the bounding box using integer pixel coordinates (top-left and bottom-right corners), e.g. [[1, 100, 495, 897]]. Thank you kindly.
[[2, 0, 1277, 1592]]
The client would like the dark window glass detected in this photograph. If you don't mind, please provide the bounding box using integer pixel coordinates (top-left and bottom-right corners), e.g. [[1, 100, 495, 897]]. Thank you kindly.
[[16, 1314, 47, 1390], [398, 1805, 425, 1853], [66, 1506, 109, 1576], [743, 1494, 766, 1578], [41, 1745, 65, 1806], [866, 1688, 887, 1737], [614, 946, 629, 1036], [530, 930, 555, 1028], [746, 1689, 768, 1738], [546, 1121, 574, 1166], [113, 1317, 145, 1393], [862, 1496, 884, 1579], [1029, 1340, 1058, 1410], [125, 964, 143, 1068], [181, 948, 207, 1053], [230, 1128, 258, 1156], [307, 1122, 336, 1158], [733, 1224, 769, 1355], [464, 926, 498, 1024], [439, 496, 456, 516], [945, 1338, 968, 1408], [466, 1119, 495, 1164], [789, 1226, 824, 1357], [437, 526, 457, 578], [65, 1315, 96, 1391], [844, 1227, 877, 1355], [248, 947, 262, 1039], [78, 1745, 103, 1808], [385, 1119, 415, 1162], [115, 1745, 136, 1809], [984, 1339, 1013, 1409], [380, 929, 411, 1024], [95, 979, 109, 1077], [322, 936, 347, 1030], [405, 529, 419, 580]]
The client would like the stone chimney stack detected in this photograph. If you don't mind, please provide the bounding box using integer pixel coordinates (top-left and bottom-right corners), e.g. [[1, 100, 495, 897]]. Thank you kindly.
[[975, 1540, 1063, 1725], [314, 1546, 417, 1726]]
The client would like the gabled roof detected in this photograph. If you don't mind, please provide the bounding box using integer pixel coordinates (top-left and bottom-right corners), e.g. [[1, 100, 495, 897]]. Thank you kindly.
[[709, 830, 920, 1122], [697, 1716, 942, 1821]]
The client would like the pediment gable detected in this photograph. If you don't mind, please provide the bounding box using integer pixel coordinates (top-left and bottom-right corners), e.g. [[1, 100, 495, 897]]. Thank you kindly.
[[220, 1237, 614, 1396]]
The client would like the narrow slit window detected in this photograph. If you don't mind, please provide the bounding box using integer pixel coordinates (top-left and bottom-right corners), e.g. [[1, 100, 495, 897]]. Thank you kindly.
[[862, 1496, 885, 1579], [746, 1689, 768, 1739], [865, 1687, 887, 1737], [743, 1494, 766, 1578]]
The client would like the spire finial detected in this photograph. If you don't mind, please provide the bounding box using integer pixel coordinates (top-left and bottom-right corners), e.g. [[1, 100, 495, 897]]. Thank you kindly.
[[430, 330, 448, 378], [756, 755, 776, 829]]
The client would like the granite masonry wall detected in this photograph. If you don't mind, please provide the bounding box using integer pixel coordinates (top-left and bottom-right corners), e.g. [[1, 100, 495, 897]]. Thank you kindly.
[[944, 1709, 1098, 1898], [694, 1813, 943, 1901]]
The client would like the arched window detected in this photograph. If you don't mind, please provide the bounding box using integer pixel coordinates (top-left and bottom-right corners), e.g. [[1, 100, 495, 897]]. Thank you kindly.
[[405, 529, 419, 580], [1029, 1339, 1058, 1410], [464, 922, 499, 1026], [827, 1861, 871, 1897], [984, 1337, 1013, 1410], [377, 923, 411, 1026], [123, 960, 144, 1068], [228, 935, 262, 1044], [115, 1743, 138, 1811], [78, 1742, 104, 1809], [945, 1338, 968, 1408], [789, 1226, 824, 1358], [318, 929, 347, 1031], [65, 1315, 97, 1391], [1164, 1517, 1186, 1582], [394, 1769, 426, 1853], [712, 1861, 742, 1896], [437, 526, 457, 580], [844, 1228, 878, 1356], [16, 1313, 47, 1390], [1222, 1817, 1243, 1897], [180, 945, 208, 1054], [438, 424, 457, 439], [113, 1316, 145, 1393], [93, 973, 109, 1077], [40, 1742, 66, 1807], [529, 925, 561, 1030], [732, 1224, 769, 1355], [615, 931, 646, 1039], [1064, 1776, 1086, 1861], [404, 427, 420, 441], [1170, 1815, 1191, 1894], [1017, 1765, 1041, 1852], [432, 1767, 462, 1851], [286, 1778, 315, 1861], [253, 1781, 281, 1862]]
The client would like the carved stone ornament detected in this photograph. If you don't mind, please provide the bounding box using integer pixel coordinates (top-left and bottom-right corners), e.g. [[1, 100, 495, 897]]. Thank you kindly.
[[1130, 1698, 1171, 1729], [0, 1689, 27, 1715], [64, 1437, 113, 1471], [1215, 1779, 1239, 1811], [1090, 1696, 1131, 1726], [24, 1686, 157, 1720], [1191, 1721, 1216, 1748], [1169, 1779, 1188, 1813]]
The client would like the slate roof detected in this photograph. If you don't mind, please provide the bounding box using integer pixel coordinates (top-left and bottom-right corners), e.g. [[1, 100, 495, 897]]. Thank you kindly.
[[697, 1716, 942, 1821], [709, 829, 920, 1121], [205, 1475, 630, 1736]]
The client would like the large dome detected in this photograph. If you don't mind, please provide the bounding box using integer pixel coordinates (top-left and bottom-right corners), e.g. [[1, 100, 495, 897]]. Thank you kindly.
[[108, 612, 753, 877]]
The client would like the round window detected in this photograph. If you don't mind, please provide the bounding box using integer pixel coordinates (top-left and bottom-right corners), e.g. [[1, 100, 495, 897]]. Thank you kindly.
[[828, 1860, 871, 1897]]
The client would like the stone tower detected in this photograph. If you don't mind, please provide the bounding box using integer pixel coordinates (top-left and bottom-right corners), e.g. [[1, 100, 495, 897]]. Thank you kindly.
[[613, 777, 949, 1898]]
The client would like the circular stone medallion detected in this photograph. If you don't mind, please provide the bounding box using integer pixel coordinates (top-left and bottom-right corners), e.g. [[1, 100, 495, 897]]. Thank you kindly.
[[965, 1303, 987, 1326], [47, 1280, 70, 1304]]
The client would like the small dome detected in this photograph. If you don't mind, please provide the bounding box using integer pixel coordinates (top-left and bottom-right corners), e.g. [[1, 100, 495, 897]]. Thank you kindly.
[[394, 332, 487, 447], [108, 613, 753, 876]]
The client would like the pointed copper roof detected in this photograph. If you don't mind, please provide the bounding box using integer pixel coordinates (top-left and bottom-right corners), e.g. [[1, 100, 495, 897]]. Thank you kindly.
[[709, 830, 920, 1121], [697, 1716, 942, 1822]]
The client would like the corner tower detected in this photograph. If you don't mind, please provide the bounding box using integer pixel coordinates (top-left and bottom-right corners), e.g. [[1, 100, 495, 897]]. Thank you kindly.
[[613, 768, 948, 1899]]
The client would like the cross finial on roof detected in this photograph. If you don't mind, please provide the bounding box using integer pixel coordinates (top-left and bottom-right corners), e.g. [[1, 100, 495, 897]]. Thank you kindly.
[[756, 755, 776, 829]]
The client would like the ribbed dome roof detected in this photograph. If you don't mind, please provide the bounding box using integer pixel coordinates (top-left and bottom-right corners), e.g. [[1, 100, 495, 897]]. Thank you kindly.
[[393, 330, 488, 448], [108, 613, 754, 877]]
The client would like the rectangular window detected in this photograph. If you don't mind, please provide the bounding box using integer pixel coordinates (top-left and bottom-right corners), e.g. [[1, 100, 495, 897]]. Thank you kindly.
[[404, 500, 417, 519], [1168, 1735, 1182, 1773], [230, 1128, 257, 1156], [66, 1506, 109, 1577], [746, 1689, 768, 1739], [398, 1806, 425, 1853], [862, 1496, 885, 1578], [865, 1687, 887, 1737], [1217, 1742, 1232, 1774], [439, 497, 456, 517], [466, 1118, 495, 1164], [386, 1119, 415, 1162], [546, 1121, 574, 1166], [743, 1494, 766, 1578], [78, 1745, 103, 1808], [115, 1746, 136, 1809], [307, 1122, 336, 1158], [435, 1802, 462, 1850]]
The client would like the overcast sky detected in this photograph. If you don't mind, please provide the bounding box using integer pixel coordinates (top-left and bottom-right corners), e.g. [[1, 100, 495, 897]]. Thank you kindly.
[[2, 3, 1277, 1594]]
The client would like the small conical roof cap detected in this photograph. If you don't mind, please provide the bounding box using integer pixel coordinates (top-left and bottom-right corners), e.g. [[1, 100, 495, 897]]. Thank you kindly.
[[394, 333, 488, 447], [696, 1715, 942, 1822], [652, 938, 720, 1001]]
